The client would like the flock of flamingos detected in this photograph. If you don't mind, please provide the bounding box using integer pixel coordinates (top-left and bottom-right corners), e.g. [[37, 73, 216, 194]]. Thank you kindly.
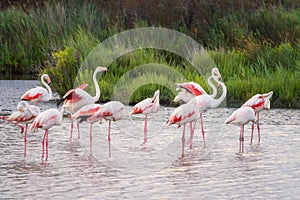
[[0, 66, 273, 161]]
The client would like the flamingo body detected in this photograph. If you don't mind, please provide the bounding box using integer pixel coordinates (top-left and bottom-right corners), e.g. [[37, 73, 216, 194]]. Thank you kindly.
[[61, 66, 107, 139], [30, 108, 63, 161], [1, 101, 40, 157], [20, 74, 52, 104], [87, 101, 125, 157], [167, 103, 199, 157], [225, 107, 256, 153], [130, 90, 160, 144], [242, 91, 273, 144]]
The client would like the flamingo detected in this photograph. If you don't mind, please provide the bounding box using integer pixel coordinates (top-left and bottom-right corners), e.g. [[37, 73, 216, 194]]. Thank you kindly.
[[242, 91, 273, 144], [173, 67, 222, 103], [60, 66, 107, 139], [174, 68, 222, 147], [1, 101, 40, 157], [30, 108, 63, 161], [87, 101, 125, 157], [70, 103, 102, 154], [130, 90, 160, 144], [188, 76, 227, 149], [225, 107, 256, 153], [20, 74, 52, 105], [166, 102, 200, 157]]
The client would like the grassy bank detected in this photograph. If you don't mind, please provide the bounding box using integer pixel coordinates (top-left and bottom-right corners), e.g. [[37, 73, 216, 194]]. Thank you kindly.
[[1, 1, 299, 108]]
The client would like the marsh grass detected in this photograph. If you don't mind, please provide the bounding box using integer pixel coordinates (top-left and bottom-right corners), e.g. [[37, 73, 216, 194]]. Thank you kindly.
[[1, 1, 299, 108]]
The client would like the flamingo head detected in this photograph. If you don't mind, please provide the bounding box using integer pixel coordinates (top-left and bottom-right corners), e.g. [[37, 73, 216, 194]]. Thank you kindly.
[[212, 68, 222, 81], [95, 66, 108, 73], [43, 74, 51, 84]]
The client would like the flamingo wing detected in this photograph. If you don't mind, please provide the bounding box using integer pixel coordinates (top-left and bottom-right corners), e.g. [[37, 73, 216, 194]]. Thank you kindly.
[[177, 82, 206, 96], [242, 94, 265, 111], [131, 98, 152, 114], [21, 87, 45, 101]]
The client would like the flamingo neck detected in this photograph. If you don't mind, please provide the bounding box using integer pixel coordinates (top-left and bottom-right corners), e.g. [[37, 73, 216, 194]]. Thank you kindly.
[[207, 76, 218, 98], [210, 80, 227, 108], [41, 75, 52, 99], [92, 70, 101, 102]]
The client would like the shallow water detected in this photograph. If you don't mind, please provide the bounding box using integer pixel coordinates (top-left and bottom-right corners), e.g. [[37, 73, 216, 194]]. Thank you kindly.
[[0, 80, 299, 199]]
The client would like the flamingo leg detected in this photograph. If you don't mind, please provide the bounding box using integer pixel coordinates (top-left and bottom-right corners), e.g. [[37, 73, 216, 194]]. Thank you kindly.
[[90, 123, 93, 154], [144, 115, 148, 144], [181, 124, 186, 157], [70, 120, 74, 139], [257, 113, 260, 145], [108, 121, 111, 158], [250, 122, 254, 145], [76, 122, 80, 139], [200, 113, 206, 148], [189, 121, 194, 149], [24, 124, 28, 157], [46, 129, 49, 161], [42, 130, 47, 160], [239, 125, 245, 153]]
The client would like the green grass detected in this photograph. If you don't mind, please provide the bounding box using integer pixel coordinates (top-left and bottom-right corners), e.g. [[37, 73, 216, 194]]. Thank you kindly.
[[1, 1, 300, 108]]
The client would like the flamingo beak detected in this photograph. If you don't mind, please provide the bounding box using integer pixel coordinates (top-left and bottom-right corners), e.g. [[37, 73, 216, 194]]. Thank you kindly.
[[47, 78, 51, 84]]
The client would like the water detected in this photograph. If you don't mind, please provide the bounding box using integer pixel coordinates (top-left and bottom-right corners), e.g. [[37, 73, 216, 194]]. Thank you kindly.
[[0, 80, 299, 199]]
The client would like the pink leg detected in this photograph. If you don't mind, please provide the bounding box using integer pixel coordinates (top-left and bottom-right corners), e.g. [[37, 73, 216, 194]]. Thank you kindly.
[[144, 115, 147, 144], [200, 113, 206, 148], [239, 125, 244, 153], [257, 113, 260, 144], [90, 123, 93, 154], [24, 124, 28, 157], [76, 122, 80, 139], [108, 121, 111, 158], [42, 130, 47, 160], [46, 130, 49, 161], [70, 120, 74, 139], [250, 123, 254, 145], [189, 121, 194, 149], [181, 124, 186, 157]]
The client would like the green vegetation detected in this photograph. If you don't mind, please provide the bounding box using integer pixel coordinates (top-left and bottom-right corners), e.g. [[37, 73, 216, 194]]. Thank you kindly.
[[0, 0, 299, 108]]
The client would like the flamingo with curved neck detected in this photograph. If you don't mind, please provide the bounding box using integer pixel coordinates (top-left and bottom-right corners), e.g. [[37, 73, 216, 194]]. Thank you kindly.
[[188, 76, 227, 148], [20, 74, 52, 104], [61, 66, 107, 139], [173, 67, 221, 103]]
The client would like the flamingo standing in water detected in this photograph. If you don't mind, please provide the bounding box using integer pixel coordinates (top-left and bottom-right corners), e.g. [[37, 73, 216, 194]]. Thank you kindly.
[[130, 90, 160, 144], [174, 68, 222, 148], [1, 101, 40, 157], [20, 74, 52, 105], [225, 107, 256, 153], [30, 108, 63, 161], [167, 102, 200, 157], [60, 66, 107, 139], [70, 103, 102, 154], [87, 101, 125, 157], [188, 76, 227, 149], [242, 91, 273, 144]]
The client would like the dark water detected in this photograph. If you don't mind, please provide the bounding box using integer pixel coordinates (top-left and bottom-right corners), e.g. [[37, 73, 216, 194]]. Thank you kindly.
[[0, 80, 299, 199]]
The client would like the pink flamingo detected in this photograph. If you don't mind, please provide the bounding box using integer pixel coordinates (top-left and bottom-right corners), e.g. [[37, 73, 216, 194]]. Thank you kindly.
[[1, 101, 40, 157], [174, 68, 221, 148], [173, 67, 222, 102], [30, 108, 63, 161], [61, 66, 107, 139], [70, 103, 102, 154], [167, 102, 200, 157], [242, 91, 273, 144], [225, 107, 256, 153], [20, 74, 52, 105], [87, 101, 125, 157], [188, 77, 227, 149], [130, 90, 160, 144]]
